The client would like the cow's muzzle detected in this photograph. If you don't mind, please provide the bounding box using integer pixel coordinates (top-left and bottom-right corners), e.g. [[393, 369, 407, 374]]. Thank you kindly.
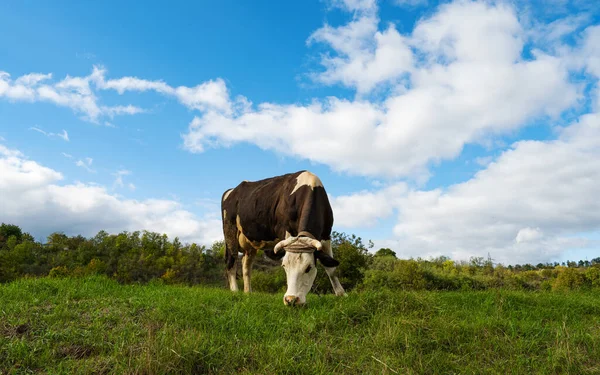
[[284, 295, 301, 306]]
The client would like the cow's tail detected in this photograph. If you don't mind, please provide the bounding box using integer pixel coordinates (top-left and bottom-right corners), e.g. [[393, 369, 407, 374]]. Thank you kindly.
[[225, 242, 237, 270]]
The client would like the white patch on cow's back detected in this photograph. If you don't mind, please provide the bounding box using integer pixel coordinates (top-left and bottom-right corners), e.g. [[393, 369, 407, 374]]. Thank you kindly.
[[223, 188, 234, 201], [291, 171, 323, 195], [223, 209, 227, 220]]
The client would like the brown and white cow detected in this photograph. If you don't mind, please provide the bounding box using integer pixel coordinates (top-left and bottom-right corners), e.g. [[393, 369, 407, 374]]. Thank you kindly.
[[221, 170, 346, 306]]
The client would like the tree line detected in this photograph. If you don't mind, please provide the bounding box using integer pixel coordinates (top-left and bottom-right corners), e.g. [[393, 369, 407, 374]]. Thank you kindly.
[[1, 223, 599, 292]]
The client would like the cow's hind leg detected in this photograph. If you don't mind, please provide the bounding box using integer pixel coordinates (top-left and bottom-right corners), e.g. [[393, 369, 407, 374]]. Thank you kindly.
[[226, 245, 239, 292], [224, 221, 240, 292], [321, 240, 346, 296], [242, 250, 256, 293]]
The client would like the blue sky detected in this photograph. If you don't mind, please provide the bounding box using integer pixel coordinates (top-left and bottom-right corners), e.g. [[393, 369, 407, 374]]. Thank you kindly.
[[1, 0, 600, 265]]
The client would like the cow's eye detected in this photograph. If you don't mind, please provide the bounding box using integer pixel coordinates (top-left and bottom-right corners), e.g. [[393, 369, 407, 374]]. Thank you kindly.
[[305, 265, 312, 273]]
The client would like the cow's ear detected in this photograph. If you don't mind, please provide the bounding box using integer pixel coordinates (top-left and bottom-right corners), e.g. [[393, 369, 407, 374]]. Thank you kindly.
[[264, 248, 285, 260], [315, 251, 340, 267]]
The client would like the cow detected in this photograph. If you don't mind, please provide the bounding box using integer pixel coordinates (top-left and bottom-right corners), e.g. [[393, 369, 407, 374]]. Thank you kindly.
[[221, 170, 346, 306]]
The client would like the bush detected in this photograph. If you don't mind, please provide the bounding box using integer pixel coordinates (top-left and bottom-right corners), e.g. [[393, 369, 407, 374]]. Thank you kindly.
[[585, 267, 600, 288], [251, 269, 286, 293], [161, 268, 178, 284], [48, 266, 69, 278], [553, 267, 587, 291], [361, 260, 428, 291], [86, 258, 107, 275]]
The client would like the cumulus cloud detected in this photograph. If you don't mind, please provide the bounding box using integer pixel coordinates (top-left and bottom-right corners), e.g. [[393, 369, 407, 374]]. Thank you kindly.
[[182, 0, 579, 179], [337, 111, 600, 264], [0, 144, 221, 245], [349, 16, 600, 264], [308, 0, 413, 94], [330, 183, 407, 228]]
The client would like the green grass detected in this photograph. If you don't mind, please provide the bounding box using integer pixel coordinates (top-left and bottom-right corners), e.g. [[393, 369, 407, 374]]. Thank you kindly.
[[1, 276, 599, 374]]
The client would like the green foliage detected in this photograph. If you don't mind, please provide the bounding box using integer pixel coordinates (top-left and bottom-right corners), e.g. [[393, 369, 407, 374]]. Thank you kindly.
[[250, 268, 286, 293], [553, 267, 588, 291], [1, 223, 600, 296], [374, 247, 396, 258], [0, 223, 24, 247], [48, 266, 69, 278]]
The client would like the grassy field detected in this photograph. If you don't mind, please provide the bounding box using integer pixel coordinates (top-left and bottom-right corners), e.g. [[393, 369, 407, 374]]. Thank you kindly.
[[1, 276, 599, 374]]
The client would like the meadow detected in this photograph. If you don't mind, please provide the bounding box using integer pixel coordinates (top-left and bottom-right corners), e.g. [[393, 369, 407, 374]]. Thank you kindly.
[[1, 275, 599, 374]]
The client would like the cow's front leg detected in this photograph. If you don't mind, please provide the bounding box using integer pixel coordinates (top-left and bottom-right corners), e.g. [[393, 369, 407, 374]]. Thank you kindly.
[[321, 240, 346, 296], [242, 251, 256, 293]]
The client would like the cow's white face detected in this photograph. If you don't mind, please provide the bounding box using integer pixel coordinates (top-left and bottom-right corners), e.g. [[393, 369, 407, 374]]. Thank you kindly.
[[281, 252, 317, 306], [264, 236, 340, 306]]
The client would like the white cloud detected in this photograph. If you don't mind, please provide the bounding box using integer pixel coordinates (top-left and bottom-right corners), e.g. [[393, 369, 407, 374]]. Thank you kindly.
[[393, 0, 427, 7], [580, 25, 600, 76], [56, 130, 69, 142], [328, 0, 376, 12], [75, 157, 95, 173], [102, 105, 146, 118], [0, 69, 145, 122], [29, 127, 69, 142], [15, 73, 53, 86], [0, 145, 221, 245], [92, 66, 235, 114], [515, 227, 543, 244], [61, 152, 73, 158], [182, 0, 579, 179], [174, 79, 233, 113], [330, 183, 407, 228], [308, 7, 413, 94], [350, 112, 600, 264], [113, 169, 131, 189], [93, 68, 173, 95], [474, 156, 493, 167], [29, 127, 48, 136]]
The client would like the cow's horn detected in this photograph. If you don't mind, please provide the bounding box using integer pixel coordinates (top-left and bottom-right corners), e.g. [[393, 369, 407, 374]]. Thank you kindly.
[[274, 237, 296, 253], [307, 238, 323, 251]]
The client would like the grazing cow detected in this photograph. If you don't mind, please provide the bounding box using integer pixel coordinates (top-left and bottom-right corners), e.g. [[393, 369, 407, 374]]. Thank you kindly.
[[221, 170, 346, 306]]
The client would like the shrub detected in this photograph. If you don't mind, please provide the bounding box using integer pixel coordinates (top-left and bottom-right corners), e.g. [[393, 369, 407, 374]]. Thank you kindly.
[[86, 258, 107, 275], [553, 267, 587, 291], [48, 266, 69, 278], [585, 267, 600, 288], [161, 268, 178, 284], [251, 269, 286, 293]]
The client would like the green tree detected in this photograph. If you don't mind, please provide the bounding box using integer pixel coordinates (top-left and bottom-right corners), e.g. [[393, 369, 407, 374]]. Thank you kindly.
[[374, 248, 396, 258], [0, 223, 24, 249]]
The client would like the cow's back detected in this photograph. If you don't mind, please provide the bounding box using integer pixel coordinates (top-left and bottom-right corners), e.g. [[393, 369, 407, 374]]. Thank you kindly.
[[221, 170, 333, 243]]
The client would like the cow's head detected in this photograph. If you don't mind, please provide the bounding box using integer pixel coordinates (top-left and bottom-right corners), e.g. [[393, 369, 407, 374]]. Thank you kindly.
[[265, 236, 339, 306]]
